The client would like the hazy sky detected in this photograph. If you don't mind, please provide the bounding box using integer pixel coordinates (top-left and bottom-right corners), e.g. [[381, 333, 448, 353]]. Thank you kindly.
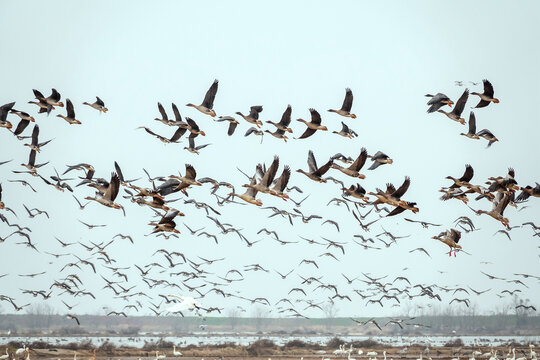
[[1, 1, 539, 322]]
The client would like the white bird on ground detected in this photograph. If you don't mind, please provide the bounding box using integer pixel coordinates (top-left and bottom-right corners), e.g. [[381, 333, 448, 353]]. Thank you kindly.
[[0, 349, 9, 360], [15, 346, 27, 356], [173, 346, 182, 357], [156, 351, 166, 360]]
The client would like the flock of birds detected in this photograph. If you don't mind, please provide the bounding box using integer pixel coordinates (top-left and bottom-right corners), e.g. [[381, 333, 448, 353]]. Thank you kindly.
[[1, 78, 539, 330]]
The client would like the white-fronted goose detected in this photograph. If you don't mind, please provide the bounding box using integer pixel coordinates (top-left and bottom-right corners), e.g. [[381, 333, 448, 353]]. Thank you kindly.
[[328, 88, 356, 118], [185, 117, 206, 137], [155, 103, 186, 127], [29, 89, 53, 114], [85, 173, 125, 215], [270, 165, 291, 200], [11, 109, 35, 136], [149, 209, 182, 234], [245, 127, 264, 143], [184, 136, 210, 154], [170, 164, 202, 191], [331, 148, 367, 178], [367, 151, 393, 170], [83, 96, 108, 113], [266, 105, 293, 133], [446, 164, 474, 189], [333, 121, 358, 138], [342, 183, 369, 202], [460, 112, 480, 139], [432, 229, 462, 256], [23, 125, 52, 153], [21, 149, 49, 173], [476, 128, 498, 147], [215, 116, 239, 136], [43, 88, 64, 108], [186, 79, 218, 117], [439, 187, 469, 204], [296, 108, 327, 139], [296, 150, 333, 183], [387, 201, 419, 216], [244, 156, 279, 194], [473, 192, 511, 227], [425, 93, 453, 113], [236, 106, 263, 128], [472, 79, 499, 108], [56, 99, 81, 124], [0, 183, 4, 210], [438, 89, 468, 124], [229, 170, 263, 206], [516, 183, 540, 202], [369, 176, 410, 207], [0, 102, 15, 129], [137, 126, 186, 143]]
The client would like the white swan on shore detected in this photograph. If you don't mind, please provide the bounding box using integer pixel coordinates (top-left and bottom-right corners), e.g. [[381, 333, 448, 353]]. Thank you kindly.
[[156, 351, 166, 360], [173, 346, 182, 357], [15, 346, 27, 355], [0, 349, 9, 360]]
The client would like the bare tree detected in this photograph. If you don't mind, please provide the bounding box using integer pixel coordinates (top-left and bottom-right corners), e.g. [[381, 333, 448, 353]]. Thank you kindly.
[[227, 307, 241, 331]]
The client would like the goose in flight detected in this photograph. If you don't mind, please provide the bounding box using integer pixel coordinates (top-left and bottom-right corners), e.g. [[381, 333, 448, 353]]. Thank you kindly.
[[342, 184, 369, 202], [236, 105, 263, 128], [0, 102, 15, 129], [184, 136, 210, 154], [266, 104, 293, 134], [56, 99, 81, 124], [460, 112, 480, 139], [0, 184, 4, 210], [269, 165, 291, 200], [296, 150, 333, 183], [229, 169, 263, 206], [170, 164, 202, 191], [11, 109, 35, 136], [21, 149, 49, 173], [83, 96, 108, 113], [296, 108, 327, 139], [85, 172, 125, 216], [331, 148, 367, 178], [369, 176, 410, 207], [23, 125, 52, 153], [516, 183, 540, 202], [438, 89, 468, 124], [149, 209, 182, 234], [446, 164, 474, 189], [472, 79, 499, 108], [333, 121, 358, 138], [471, 192, 512, 227], [138, 126, 186, 143], [186, 79, 218, 117], [29, 90, 52, 114], [367, 151, 393, 170], [244, 126, 264, 143], [425, 93, 453, 113], [215, 115, 239, 136], [244, 156, 280, 195], [328, 88, 356, 118], [432, 228, 462, 257], [476, 128, 498, 147]]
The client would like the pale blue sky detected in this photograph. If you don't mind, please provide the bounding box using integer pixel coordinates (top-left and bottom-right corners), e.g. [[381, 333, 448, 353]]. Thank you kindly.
[[0, 1, 539, 321]]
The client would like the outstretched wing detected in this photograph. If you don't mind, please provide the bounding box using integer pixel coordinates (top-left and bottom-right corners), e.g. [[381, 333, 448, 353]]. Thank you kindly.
[[202, 79, 219, 109], [341, 88, 353, 112]]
